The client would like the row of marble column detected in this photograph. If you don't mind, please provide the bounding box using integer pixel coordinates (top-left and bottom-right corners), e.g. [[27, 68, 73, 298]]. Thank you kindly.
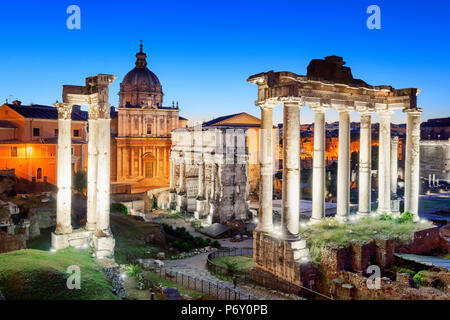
[[54, 102, 112, 235], [256, 98, 422, 239]]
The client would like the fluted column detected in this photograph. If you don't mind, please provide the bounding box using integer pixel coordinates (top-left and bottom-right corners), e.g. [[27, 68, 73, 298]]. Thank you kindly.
[[256, 98, 278, 233], [378, 111, 393, 213], [169, 156, 175, 190], [281, 97, 302, 239], [404, 108, 422, 220], [311, 105, 327, 222], [55, 102, 73, 234], [336, 107, 351, 222], [86, 105, 99, 231], [390, 136, 399, 196], [197, 162, 205, 199], [358, 112, 372, 216], [96, 103, 112, 235]]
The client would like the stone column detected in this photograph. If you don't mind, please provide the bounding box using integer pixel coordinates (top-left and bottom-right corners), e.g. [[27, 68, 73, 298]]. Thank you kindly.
[[281, 97, 302, 239], [86, 105, 99, 231], [378, 111, 392, 213], [96, 105, 111, 235], [311, 106, 327, 222], [336, 107, 351, 222], [195, 161, 205, 218], [117, 147, 122, 181], [404, 108, 422, 220], [390, 136, 399, 195], [358, 112, 372, 216], [256, 99, 278, 233], [55, 103, 73, 234]]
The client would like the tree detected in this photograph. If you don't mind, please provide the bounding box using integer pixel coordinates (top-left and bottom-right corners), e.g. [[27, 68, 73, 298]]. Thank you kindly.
[[72, 171, 87, 196]]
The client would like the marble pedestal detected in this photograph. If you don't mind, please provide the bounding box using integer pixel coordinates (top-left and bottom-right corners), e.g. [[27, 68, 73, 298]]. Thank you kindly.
[[176, 193, 187, 212], [194, 198, 207, 219]]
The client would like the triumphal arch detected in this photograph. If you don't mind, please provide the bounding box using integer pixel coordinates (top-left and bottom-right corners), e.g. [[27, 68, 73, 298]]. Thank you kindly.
[[248, 56, 421, 287], [51, 73, 117, 260]]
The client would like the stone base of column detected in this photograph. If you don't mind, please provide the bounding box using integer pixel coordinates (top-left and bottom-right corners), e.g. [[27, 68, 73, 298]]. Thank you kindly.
[[309, 217, 323, 225], [335, 215, 349, 223], [194, 198, 207, 219], [176, 193, 187, 212], [357, 211, 371, 217], [252, 230, 315, 289], [85, 223, 97, 231], [92, 234, 115, 260], [51, 230, 92, 250], [169, 190, 177, 210], [391, 199, 401, 215]]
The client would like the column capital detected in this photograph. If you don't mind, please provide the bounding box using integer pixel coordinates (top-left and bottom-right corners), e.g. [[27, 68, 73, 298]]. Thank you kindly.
[[54, 102, 73, 120], [88, 104, 100, 120], [256, 98, 279, 110], [378, 109, 394, 117], [280, 96, 305, 107], [310, 105, 329, 113], [334, 105, 352, 113], [403, 107, 423, 115]]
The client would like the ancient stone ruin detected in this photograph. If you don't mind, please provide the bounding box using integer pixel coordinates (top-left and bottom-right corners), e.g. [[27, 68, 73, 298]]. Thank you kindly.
[[169, 126, 250, 224], [247, 56, 422, 289], [51, 74, 116, 260]]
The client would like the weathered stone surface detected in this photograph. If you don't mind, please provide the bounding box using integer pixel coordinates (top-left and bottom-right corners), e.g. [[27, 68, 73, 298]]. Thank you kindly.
[[36, 209, 57, 229], [396, 227, 448, 255], [136, 258, 164, 270], [321, 245, 351, 272], [375, 238, 395, 269], [396, 272, 414, 288], [0, 231, 25, 253], [28, 211, 41, 240], [350, 241, 375, 272]]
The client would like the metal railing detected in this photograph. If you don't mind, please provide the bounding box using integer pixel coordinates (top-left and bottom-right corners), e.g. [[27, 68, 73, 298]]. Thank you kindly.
[[155, 267, 257, 300], [206, 248, 253, 282]]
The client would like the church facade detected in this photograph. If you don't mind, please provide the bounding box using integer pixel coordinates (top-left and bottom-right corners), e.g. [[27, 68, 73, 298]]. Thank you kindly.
[[112, 45, 187, 191]]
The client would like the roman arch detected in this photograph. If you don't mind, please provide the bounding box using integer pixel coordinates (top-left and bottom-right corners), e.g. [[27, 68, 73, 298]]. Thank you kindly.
[[248, 56, 421, 286], [51, 73, 117, 260]]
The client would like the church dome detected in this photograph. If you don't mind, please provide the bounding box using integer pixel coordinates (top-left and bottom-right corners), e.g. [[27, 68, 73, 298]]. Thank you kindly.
[[122, 67, 161, 88], [119, 43, 164, 108]]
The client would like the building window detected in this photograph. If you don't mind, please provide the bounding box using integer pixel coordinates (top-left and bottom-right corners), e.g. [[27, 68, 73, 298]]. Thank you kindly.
[[36, 168, 42, 180], [73, 129, 79, 137], [10, 146, 17, 157], [54, 129, 58, 136], [71, 147, 74, 155], [147, 124, 152, 135], [33, 128, 40, 137]]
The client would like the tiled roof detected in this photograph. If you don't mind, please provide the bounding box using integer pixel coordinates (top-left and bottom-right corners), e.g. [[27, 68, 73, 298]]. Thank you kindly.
[[179, 116, 187, 121], [202, 113, 245, 127], [6, 104, 87, 121]]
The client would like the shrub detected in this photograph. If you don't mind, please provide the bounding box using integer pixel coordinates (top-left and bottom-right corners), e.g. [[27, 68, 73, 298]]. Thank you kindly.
[[378, 213, 393, 221], [211, 240, 221, 248], [396, 211, 414, 224], [110, 202, 129, 215], [397, 268, 415, 277], [126, 264, 142, 278], [413, 271, 427, 286]]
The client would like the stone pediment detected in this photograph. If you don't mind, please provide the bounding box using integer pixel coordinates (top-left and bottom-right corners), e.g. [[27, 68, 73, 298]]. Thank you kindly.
[[217, 113, 261, 126]]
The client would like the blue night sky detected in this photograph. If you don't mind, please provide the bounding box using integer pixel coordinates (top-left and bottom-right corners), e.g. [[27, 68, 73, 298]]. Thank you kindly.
[[0, 0, 449, 125]]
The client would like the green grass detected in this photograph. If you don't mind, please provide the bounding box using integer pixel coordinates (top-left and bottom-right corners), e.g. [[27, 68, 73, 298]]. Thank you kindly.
[[0, 248, 118, 300], [299, 215, 434, 264], [212, 255, 255, 273], [143, 271, 205, 299], [110, 215, 166, 264]]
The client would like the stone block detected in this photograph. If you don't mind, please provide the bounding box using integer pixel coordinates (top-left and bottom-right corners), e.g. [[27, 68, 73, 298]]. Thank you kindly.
[[321, 246, 351, 272], [375, 238, 395, 269], [93, 234, 115, 260], [350, 241, 375, 272]]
